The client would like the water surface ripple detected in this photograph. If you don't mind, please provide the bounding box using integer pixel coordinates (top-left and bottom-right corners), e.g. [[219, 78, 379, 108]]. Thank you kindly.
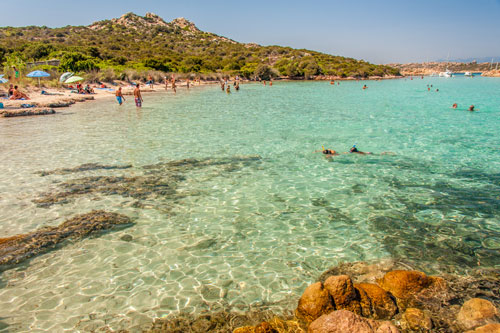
[[0, 78, 499, 331]]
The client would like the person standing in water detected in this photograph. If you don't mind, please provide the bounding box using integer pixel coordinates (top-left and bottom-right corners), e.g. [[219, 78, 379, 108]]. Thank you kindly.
[[186, 79, 190, 89], [164, 76, 168, 91], [134, 84, 143, 107], [171, 77, 176, 93], [115, 87, 125, 105], [221, 81, 225, 91], [226, 85, 231, 94]]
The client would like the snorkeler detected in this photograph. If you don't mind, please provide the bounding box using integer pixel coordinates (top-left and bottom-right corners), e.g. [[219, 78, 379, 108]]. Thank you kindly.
[[349, 145, 372, 155], [314, 146, 338, 156]]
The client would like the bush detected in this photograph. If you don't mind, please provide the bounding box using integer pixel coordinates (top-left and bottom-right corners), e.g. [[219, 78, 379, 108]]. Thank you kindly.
[[254, 64, 279, 80], [59, 52, 98, 72]]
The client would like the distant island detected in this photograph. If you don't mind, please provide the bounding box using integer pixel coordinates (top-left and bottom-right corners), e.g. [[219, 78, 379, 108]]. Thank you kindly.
[[388, 61, 500, 77], [0, 12, 400, 82]]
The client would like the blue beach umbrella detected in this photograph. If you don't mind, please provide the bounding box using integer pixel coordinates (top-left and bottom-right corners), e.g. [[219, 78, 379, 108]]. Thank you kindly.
[[26, 70, 51, 88], [0, 77, 8, 84]]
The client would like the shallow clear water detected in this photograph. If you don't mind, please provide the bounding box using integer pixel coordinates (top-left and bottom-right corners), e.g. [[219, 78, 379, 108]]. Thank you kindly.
[[0, 77, 499, 331]]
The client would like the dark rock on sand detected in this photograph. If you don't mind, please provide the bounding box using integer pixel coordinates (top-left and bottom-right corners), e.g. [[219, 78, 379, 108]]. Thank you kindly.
[[120, 234, 133, 242], [33, 155, 262, 209], [1, 108, 56, 117], [0, 210, 132, 267], [36, 163, 132, 176]]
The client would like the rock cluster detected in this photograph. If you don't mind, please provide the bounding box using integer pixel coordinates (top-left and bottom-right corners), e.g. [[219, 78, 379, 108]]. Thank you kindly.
[[292, 269, 500, 332]]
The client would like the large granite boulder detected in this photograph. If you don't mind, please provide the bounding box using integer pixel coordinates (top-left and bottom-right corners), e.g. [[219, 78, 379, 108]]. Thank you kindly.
[[296, 282, 334, 323], [457, 298, 499, 330], [324, 275, 361, 314], [376, 270, 447, 309], [308, 310, 399, 333]]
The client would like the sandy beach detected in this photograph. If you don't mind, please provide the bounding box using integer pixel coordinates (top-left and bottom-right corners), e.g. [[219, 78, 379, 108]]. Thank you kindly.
[[0, 80, 215, 117]]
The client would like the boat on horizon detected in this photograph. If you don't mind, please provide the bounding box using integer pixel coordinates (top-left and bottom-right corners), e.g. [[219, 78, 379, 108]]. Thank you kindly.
[[464, 71, 474, 77], [439, 69, 453, 77]]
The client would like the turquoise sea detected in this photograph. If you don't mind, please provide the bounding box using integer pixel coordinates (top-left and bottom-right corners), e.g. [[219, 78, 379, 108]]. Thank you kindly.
[[0, 77, 499, 331]]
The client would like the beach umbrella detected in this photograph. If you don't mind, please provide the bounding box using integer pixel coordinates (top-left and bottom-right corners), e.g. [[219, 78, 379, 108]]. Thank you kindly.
[[0, 77, 8, 84], [64, 76, 84, 84], [60, 72, 74, 83], [26, 70, 51, 88]]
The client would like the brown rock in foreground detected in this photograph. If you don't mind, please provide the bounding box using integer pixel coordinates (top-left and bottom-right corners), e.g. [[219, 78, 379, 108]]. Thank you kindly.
[[457, 298, 499, 330], [355, 283, 398, 320], [324, 275, 361, 314], [296, 282, 334, 323], [308, 310, 399, 333], [0, 210, 132, 266], [376, 270, 447, 309]]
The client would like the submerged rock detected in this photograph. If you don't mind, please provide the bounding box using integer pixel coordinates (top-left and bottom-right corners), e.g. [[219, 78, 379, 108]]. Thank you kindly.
[[465, 323, 500, 333], [457, 298, 499, 330], [401, 308, 433, 331], [308, 310, 399, 333], [33, 155, 262, 209], [0, 210, 132, 266], [36, 163, 132, 176], [147, 310, 301, 333]]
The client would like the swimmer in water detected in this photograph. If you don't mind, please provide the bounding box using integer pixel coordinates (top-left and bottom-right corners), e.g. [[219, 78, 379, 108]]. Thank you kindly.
[[363, 85, 367, 89], [349, 145, 372, 155], [314, 147, 338, 157], [452, 103, 458, 109], [469, 105, 475, 111]]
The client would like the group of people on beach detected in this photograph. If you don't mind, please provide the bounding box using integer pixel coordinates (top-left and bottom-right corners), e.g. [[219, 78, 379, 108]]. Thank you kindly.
[[7, 84, 30, 100]]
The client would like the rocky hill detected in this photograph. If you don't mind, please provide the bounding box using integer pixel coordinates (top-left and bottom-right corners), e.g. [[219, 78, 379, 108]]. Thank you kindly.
[[0, 12, 400, 79]]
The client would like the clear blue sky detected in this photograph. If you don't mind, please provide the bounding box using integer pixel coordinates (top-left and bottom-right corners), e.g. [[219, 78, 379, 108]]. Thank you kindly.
[[2, 0, 500, 64]]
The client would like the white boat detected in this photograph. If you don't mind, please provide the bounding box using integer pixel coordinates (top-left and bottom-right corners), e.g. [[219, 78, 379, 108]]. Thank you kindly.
[[439, 69, 453, 77], [464, 71, 473, 77]]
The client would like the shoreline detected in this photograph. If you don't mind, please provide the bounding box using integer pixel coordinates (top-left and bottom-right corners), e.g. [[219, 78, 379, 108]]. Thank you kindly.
[[0, 76, 408, 118], [0, 80, 218, 118]]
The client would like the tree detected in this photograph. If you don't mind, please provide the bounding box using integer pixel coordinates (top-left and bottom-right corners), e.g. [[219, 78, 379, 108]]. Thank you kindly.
[[59, 52, 98, 72], [254, 64, 278, 80], [24, 43, 55, 61]]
